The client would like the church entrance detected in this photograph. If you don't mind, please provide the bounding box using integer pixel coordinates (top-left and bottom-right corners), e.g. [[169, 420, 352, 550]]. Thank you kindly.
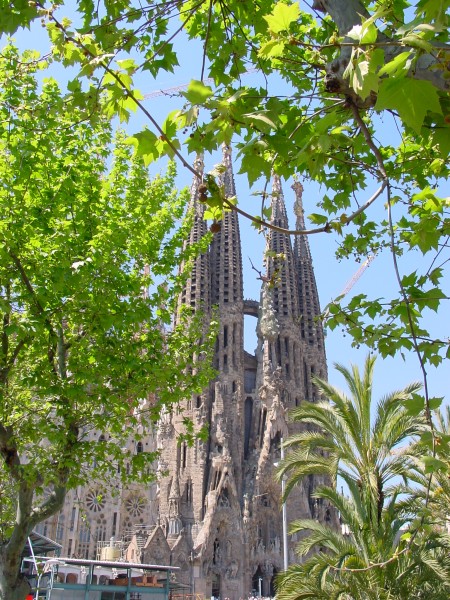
[[212, 573, 221, 599], [252, 566, 264, 596]]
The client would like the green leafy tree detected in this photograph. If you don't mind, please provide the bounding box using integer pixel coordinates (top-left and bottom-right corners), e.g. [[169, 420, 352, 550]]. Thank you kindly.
[[276, 355, 450, 599], [0, 0, 446, 408], [277, 489, 450, 599], [0, 45, 215, 600], [279, 355, 425, 519], [0, 3, 446, 380]]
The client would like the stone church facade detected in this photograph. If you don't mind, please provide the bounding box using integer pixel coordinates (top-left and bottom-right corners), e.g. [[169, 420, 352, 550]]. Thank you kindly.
[[38, 146, 331, 599]]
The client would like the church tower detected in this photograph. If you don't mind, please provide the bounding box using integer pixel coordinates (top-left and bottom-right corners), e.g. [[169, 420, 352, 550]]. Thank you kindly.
[[292, 181, 328, 395], [148, 151, 331, 599], [41, 147, 331, 596]]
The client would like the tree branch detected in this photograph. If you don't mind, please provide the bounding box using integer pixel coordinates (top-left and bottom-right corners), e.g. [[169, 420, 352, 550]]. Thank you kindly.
[[30, 484, 67, 527], [0, 423, 22, 481], [7, 249, 58, 372]]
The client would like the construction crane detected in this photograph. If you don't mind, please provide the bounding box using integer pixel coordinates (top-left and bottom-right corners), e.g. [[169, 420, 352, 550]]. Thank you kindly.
[[339, 254, 375, 297], [143, 68, 258, 99], [144, 81, 203, 99], [322, 255, 375, 321]]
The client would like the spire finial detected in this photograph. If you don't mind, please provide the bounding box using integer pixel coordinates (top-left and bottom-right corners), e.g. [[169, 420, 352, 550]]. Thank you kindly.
[[270, 174, 288, 227], [222, 143, 232, 161], [292, 180, 305, 222], [272, 172, 282, 194]]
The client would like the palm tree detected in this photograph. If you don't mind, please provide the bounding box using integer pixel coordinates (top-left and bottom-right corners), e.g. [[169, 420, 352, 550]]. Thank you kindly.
[[398, 406, 450, 535], [277, 482, 450, 599], [275, 355, 450, 599]]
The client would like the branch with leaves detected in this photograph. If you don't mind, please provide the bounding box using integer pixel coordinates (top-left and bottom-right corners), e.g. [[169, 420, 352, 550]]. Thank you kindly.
[[0, 47, 216, 599]]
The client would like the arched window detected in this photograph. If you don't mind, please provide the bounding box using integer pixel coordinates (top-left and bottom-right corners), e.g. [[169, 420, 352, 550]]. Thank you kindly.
[[56, 515, 65, 543]]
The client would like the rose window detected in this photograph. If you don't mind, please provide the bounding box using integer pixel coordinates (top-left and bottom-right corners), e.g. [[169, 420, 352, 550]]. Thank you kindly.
[[86, 490, 105, 513], [126, 494, 147, 517]]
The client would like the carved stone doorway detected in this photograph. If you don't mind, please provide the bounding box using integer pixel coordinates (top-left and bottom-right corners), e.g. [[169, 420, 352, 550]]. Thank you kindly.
[[252, 565, 264, 596], [212, 572, 221, 599]]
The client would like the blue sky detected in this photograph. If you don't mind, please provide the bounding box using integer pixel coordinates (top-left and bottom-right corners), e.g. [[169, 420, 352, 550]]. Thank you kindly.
[[5, 5, 448, 410]]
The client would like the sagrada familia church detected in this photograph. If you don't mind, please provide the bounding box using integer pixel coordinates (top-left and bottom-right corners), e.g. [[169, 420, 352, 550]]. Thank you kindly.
[[37, 146, 332, 599]]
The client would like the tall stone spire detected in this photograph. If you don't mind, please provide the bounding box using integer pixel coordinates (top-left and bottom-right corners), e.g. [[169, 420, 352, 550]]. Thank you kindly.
[[249, 175, 317, 586], [292, 181, 327, 394], [254, 174, 303, 479], [175, 153, 210, 324], [292, 182, 324, 347], [210, 145, 244, 307], [207, 143, 244, 488], [265, 174, 300, 327], [270, 174, 290, 228]]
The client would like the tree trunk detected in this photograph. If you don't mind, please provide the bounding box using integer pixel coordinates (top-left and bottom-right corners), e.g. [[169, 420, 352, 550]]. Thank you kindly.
[[0, 482, 67, 600], [314, 0, 450, 100], [0, 545, 31, 600]]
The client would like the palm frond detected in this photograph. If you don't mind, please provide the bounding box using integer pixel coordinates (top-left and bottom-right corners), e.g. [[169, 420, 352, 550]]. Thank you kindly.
[[276, 355, 442, 600]]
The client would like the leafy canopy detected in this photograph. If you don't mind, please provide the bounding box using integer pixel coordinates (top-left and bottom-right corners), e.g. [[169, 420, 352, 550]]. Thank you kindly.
[[1, 0, 447, 377], [0, 43, 215, 598]]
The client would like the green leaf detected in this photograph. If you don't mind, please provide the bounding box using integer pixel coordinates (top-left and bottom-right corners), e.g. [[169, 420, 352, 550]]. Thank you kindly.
[[422, 456, 448, 474], [264, 2, 300, 33], [0, 1, 38, 34], [258, 39, 286, 59], [401, 33, 433, 53], [183, 80, 213, 104], [327, 303, 339, 315], [204, 206, 222, 220], [429, 397, 443, 410], [378, 51, 412, 77], [432, 126, 450, 157], [116, 58, 138, 73], [346, 22, 378, 44], [251, 217, 264, 231], [404, 393, 424, 416], [243, 111, 277, 129], [362, 23, 378, 44], [126, 129, 159, 165], [309, 213, 328, 225], [262, 207, 272, 220], [375, 78, 442, 133], [173, 106, 199, 128], [352, 60, 379, 100]]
